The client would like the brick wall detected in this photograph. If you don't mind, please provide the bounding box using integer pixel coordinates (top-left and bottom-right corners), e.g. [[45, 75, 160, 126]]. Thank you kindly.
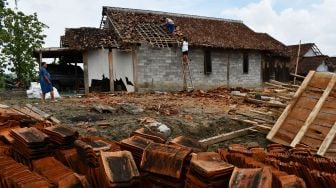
[[137, 45, 262, 91]]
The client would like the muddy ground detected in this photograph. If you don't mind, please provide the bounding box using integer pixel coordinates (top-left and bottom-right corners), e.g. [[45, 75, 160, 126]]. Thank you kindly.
[[0, 89, 271, 150]]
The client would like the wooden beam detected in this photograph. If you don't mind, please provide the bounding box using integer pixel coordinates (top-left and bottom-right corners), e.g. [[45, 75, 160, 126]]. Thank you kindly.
[[245, 98, 287, 108], [290, 74, 336, 147], [199, 126, 255, 145], [108, 49, 114, 92], [294, 40, 301, 85], [317, 122, 336, 156], [132, 48, 138, 92], [290, 73, 305, 79], [83, 51, 89, 95], [267, 71, 315, 140], [236, 112, 276, 124], [26, 104, 50, 119]]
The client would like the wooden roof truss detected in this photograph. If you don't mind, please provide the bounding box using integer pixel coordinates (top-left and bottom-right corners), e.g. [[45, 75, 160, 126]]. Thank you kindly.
[[136, 23, 178, 48]]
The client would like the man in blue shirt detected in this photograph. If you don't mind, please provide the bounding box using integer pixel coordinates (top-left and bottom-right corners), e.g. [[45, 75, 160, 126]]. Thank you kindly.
[[39, 62, 55, 103]]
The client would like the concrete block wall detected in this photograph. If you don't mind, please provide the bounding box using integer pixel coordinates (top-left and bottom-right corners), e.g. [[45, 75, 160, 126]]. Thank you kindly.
[[228, 52, 262, 87], [137, 44, 262, 91]]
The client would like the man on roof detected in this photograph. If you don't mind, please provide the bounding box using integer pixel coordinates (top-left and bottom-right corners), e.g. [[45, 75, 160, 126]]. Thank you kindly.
[[165, 17, 175, 34]]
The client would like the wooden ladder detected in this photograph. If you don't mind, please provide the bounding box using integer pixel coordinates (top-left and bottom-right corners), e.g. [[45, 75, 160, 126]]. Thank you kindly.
[[181, 59, 194, 91]]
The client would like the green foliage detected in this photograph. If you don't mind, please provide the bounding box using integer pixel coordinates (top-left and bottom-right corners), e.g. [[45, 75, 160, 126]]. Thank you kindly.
[[0, 3, 47, 86]]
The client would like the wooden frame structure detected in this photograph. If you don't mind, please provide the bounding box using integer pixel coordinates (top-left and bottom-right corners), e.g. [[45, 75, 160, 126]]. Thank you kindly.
[[136, 23, 178, 48], [267, 71, 336, 158]]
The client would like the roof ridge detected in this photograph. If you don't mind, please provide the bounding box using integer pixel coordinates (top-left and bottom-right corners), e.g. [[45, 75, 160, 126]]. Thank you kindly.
[[102, 6, 243, 23]]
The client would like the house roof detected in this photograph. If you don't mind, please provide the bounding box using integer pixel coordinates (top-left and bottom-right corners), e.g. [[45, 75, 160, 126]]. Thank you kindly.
[[102, 6, 287, 55], [296, 55, 328, 74], [61, 27, 119, 49], [287, 43, 315, 58], [287, 43, 324, 72]]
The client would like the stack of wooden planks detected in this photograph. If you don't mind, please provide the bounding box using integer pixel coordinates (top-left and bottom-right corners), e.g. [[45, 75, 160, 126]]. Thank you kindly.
[[267, 71, 336, 158]]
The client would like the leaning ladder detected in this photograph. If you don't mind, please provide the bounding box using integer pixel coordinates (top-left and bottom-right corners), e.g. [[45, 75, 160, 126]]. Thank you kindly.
[[181, 59, 194, 91]]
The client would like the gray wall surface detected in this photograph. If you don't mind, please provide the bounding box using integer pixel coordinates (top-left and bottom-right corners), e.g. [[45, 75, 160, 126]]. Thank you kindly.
[[137, 45, 262, 91]]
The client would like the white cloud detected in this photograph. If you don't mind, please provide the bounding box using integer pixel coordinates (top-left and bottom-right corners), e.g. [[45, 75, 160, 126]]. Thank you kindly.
[[222, 0, 336, 56]]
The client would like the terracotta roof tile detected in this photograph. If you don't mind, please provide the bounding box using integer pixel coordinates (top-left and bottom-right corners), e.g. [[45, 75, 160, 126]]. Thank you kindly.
[[62, 27, 119, 49], [103, 7, 287, 54]]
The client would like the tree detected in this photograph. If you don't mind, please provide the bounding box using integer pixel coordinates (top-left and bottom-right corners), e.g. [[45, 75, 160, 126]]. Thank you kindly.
[[0, 2, 47, 85]]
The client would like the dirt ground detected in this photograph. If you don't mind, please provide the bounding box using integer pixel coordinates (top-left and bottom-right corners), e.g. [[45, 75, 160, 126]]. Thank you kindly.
[[0, 88, 271, 150]]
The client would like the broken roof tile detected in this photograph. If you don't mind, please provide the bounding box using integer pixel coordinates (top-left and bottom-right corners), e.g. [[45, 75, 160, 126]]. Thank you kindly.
[[99, 151, 140, 187], [169, 136, 207, 153], [141, 143, 192, 179]]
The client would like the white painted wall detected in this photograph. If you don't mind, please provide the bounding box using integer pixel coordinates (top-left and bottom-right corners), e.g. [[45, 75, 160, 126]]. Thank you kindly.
[[304, 49, 317, 57], [87, 49, 134, 92], [88, 49, 109, 86], [113, 49, 134, 92]]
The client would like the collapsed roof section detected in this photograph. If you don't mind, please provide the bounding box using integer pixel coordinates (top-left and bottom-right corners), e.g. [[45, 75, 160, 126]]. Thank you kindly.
[[102, 6, 288, 55], [61, 27, 119, 50]]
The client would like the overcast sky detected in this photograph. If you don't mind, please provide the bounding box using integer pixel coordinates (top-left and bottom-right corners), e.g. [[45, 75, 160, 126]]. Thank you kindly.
[[8, 0, 336, 56]]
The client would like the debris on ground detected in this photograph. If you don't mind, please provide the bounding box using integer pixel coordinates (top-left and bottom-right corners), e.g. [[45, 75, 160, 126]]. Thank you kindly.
[[1, 71, 335, 187]]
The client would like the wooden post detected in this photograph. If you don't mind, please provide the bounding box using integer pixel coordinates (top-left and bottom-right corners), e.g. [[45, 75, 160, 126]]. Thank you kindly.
[[108, 49, 114, 92], [290, 74, 336, 147], [39, 51, 42, 67], [132, 48, 138, 92], [83, 51, 89, 95], [294, 40, 301, 85], [227, 54, 230, 88]]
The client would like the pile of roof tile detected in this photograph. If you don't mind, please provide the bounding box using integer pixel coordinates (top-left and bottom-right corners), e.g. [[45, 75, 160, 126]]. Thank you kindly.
[[43, 126, 78, 148], [74, 137, 115, 167], [119, 135, 154, 166], [32, 156, 88, 187], [169, 136, 207, 153], [185, 152, 234, 188], [0, 155, 49, 188], [140, 143, 192, 188], [10, 127, 49, 160], [265, 145, 336, 188], [219, 144, 336, 187], [99, 151, 140, 187], [229, 167, 273, 188]]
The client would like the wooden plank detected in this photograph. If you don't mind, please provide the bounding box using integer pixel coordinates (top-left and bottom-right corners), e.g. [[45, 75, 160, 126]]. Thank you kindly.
[[308, 73, 333, 89], [317, 122, 336, 156], [290, 73, 305, 79], [236, 112, 275, 124], [265, 82, 296, 91], [0, 104, 9, 109], [244, 98, 286, 108], [290, 74, 336, 147], [14, 107, 44, 121], [108, 49, 114, 92], [26, 104, 50, 119], [267, 71, 315, 140], [199, 126, 255, 145], [83, 51, 89, 95]]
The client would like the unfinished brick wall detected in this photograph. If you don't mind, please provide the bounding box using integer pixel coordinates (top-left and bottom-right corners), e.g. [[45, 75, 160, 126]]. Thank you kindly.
[[137, 45, 262, 91]]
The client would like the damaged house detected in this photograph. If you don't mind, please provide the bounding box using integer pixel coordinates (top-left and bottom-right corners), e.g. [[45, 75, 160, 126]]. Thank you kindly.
[[37, 7, 289, 94], [288, 43, 335, 76]]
